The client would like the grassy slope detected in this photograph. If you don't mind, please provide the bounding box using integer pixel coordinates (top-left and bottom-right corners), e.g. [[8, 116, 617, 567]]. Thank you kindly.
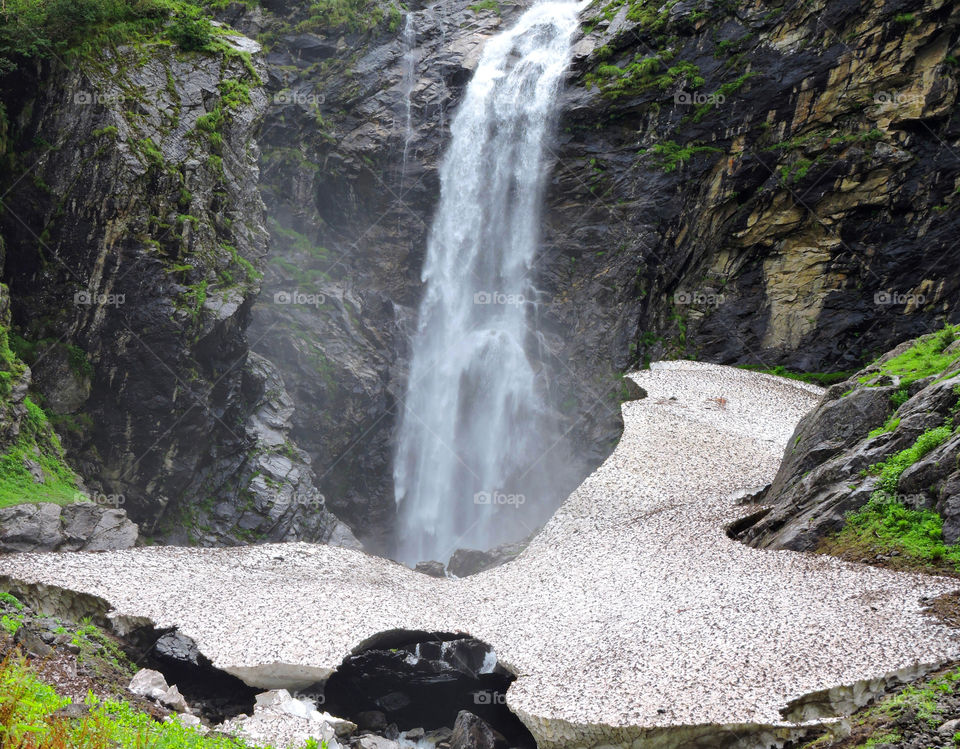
[[816, 324, 960, 576], [0, 289, 80, 509], [0, 592, 322, 749]]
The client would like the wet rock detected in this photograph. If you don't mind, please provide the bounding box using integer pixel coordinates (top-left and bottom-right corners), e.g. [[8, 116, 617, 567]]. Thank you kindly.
[[357, 710, 388, 732], [449, 711, 497, 749], [447, 538, 529, 577], [742, 330, 960, 551], [414, 561, 446, 578], [155, 632, 202, 666], [358, 736, 400, 749]]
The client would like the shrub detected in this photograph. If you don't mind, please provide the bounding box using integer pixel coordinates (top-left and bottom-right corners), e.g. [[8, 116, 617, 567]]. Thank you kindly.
[[167, 12, 214, 51]]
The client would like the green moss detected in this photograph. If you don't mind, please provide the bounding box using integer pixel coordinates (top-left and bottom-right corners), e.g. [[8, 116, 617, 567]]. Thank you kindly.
[[867, 425, 954, 496], [872, 666, 960, 726], [90, 125, 119, 139], [218, 78, 252, 110], [135, 136, 165, 168], [585, 52, 702, 100], [468, 0, 500, 13], [648, 140, 723, 173], [860, 324, 960, 388]]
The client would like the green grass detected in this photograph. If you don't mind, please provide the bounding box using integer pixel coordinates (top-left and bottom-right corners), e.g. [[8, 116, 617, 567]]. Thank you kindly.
[[0, 648, 320, 749], [0, 313, 81, 509], [295, 0, 401, 34], [737, 365, 854, 387], [867, 415, 900, 439], [468, 0, 500, 13], [860, 324, 960, 388], [828, 425, 960, 570], [0, 397, 81, 508], [584, 53, 703, 100], [868, 424, 954, 496], [872, 666, 960, 726]]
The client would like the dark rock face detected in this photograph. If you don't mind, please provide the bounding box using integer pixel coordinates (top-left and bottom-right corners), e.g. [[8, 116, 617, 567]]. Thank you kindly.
[[0, 37, 348, 545], [3, 0, 958, 555], [0, 502, 138, 553], [740, 330, 960, 551], [230, 0, 960, 550]]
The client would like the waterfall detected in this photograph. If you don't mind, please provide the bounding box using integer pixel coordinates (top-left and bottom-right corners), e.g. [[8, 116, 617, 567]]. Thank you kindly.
[[400, 12, 418, 186], [393, 1, 582, 565]]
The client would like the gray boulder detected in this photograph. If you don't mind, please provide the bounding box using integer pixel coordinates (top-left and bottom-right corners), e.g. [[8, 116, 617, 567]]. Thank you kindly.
[[0, 502, 138, 553], [449, 711, 497, 749]]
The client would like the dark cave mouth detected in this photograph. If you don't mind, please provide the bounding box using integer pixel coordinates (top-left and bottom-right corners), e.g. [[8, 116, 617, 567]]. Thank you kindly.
[[312, 632, 536, 748]]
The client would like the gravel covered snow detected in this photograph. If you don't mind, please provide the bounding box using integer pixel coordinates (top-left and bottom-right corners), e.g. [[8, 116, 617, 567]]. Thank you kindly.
[[2, 362, 959, 748]]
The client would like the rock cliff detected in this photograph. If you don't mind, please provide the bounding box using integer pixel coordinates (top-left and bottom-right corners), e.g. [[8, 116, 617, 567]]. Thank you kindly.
[[228, 0, 960, 546], [741, 324, 960, 559], [0, 25, 352, 546]]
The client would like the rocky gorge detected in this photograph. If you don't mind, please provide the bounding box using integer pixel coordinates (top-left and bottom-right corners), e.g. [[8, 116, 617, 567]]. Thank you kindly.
[[0, 0, 958, 746]]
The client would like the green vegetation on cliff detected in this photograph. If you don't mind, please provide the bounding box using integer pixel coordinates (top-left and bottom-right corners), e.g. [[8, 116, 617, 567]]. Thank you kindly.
[[0, 0, 261, 75], [823, 423, 960, 573], [0, 287, 80, 508], [860, 324, 960, 388]]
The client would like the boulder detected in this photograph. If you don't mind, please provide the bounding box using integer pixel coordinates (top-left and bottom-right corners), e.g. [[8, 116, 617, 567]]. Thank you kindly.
[[0, 502, 138, 554], [448, 538, 529, 577], [129, 669, 170, 702], [358, 736, 400, 749], [449, 711, 497, 749], [356, 710, 388, 733], [414, 561, 446, 578]]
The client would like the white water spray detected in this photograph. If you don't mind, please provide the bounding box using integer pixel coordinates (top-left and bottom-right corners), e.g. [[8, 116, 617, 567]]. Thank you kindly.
[[393, 1, 582, 565], [400, 12, 418, 185]]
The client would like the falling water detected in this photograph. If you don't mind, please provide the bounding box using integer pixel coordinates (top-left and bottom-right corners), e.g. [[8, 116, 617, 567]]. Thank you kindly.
[[399, 12, 418, 185], [393, 1, 582, 565]]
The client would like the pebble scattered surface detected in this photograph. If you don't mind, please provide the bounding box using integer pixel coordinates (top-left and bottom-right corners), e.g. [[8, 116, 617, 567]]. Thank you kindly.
[[2, 362, 959, 748]]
